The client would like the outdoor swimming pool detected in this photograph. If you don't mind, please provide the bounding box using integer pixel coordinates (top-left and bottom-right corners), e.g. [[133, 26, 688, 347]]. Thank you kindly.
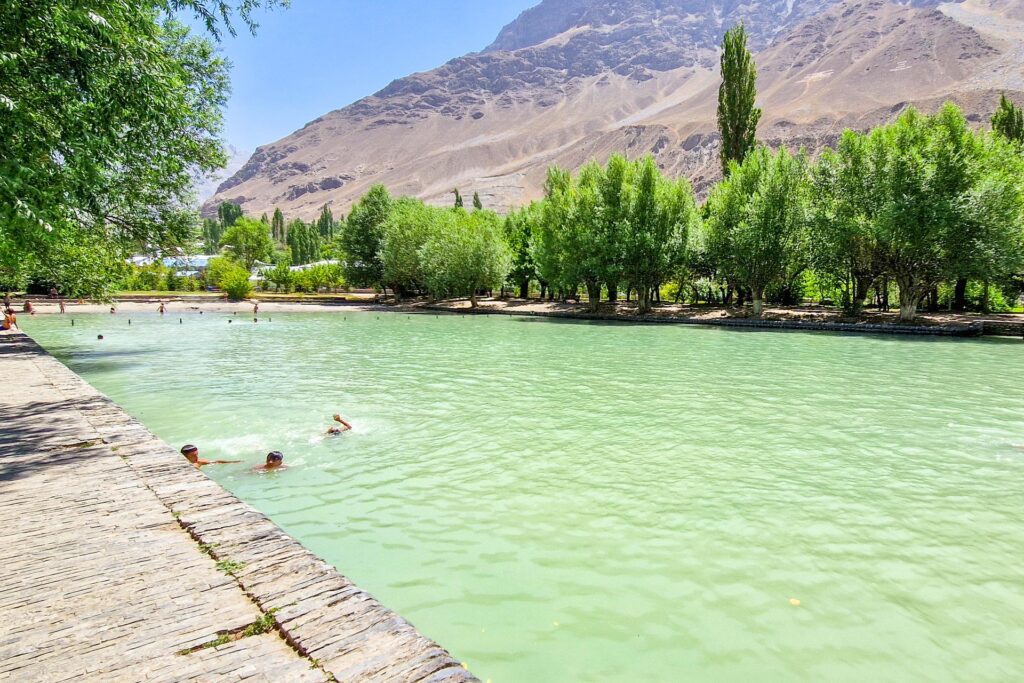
[[22, 311, 1024, 682]]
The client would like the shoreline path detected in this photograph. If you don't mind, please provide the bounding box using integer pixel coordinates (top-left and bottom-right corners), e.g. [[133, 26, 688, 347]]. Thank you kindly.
[[0, 331, 476, 682]]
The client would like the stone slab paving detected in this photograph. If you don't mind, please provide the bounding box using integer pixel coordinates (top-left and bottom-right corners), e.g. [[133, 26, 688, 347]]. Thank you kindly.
[[0, 332, 477, 682]]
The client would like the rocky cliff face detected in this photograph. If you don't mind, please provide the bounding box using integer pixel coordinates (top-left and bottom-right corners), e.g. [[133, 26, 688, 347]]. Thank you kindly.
[[206, 0, 1021, 218]]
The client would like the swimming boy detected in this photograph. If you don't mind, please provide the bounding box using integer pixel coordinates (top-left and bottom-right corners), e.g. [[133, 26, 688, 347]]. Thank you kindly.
[[180, 444, 240, 469], [253, 451, 286, 471], [326, 413, 353, 435]]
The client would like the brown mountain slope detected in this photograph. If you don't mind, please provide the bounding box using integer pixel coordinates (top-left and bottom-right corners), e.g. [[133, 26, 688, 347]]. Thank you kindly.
[[206, 0, 1022, 218]]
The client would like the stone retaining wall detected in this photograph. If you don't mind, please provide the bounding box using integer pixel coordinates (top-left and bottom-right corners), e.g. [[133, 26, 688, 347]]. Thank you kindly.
[[7, 332, 478, 683]]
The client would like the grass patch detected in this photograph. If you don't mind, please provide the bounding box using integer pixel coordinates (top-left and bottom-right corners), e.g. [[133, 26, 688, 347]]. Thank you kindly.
[[177, 609, 280, 655], [198, 542, 219, 557], [215, 559, 245, 575]]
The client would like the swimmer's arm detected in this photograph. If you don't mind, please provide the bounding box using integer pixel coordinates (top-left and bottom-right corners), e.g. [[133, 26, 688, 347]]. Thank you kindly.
[[337, 418, 353, 431], [212, 459, 242, 464]]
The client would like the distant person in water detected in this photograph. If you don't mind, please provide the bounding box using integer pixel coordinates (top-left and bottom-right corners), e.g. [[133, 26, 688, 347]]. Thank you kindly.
[[2, 308, 17, 331], [326, 414, 353, 435], [254, 451, 286, 471], [180, 444, 239, 469], [23, 301, 34, 315], [110, 305, 116, 314], [158, 302, 166, 315], [253, 301, 259, 315], [58, 299, 66, 314]]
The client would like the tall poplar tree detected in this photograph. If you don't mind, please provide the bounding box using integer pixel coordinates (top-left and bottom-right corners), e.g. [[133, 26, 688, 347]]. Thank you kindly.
[[271, 207, 285, 242], [473, 192, 483, 210], [717, 24, 761, 177], [991, 94, 1024, 144], [453, 189, 464, 208], [316, 204, 335, 239]]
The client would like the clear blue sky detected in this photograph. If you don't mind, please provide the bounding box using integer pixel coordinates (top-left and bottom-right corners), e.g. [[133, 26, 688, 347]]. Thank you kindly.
[[201, 0, 538, 152]]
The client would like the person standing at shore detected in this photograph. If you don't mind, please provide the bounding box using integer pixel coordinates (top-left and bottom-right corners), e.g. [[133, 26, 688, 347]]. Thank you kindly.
[[59, 300, 66, 314]]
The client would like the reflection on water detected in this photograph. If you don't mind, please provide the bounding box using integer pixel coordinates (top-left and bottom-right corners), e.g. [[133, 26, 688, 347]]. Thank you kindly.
[[23, 312, 1024, 683]]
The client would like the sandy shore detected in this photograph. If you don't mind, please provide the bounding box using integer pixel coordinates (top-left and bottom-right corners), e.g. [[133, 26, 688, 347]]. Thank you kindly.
[[13, 299, 379, 316], [10, 295, 1023, 334]]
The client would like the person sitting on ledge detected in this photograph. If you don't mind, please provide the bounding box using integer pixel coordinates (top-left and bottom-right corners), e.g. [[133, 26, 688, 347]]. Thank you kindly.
[[2, 308, 17, 331], [326, 413, 353, 435], [180, 444, 239, 469], [254, 451, 287, 471]]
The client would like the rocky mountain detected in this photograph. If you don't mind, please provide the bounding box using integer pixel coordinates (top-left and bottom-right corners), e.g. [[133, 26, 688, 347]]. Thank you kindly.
[[205, 0, 1024, 218], [193, 144, 248, 204]]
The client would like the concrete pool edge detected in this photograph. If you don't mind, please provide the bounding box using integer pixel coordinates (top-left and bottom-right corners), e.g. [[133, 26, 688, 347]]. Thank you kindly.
[[4, 330, 479, 683]]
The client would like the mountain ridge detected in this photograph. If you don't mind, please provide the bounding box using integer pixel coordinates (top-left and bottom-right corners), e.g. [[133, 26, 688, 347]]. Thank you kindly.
[[206, 0, 1022, 219]]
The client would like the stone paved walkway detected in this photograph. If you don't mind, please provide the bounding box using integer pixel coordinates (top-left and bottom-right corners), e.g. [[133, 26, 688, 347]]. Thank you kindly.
[[0, 332, 476, 682]]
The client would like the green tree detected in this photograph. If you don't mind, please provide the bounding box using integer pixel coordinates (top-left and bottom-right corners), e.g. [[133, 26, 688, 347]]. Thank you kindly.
[[706, 146, 809, 317], [381, 198, 446, 298], [532, 168, 576, 298], [218, 201, 243, 228], [504, 203, 541, 298], [419, 210, 511, 306], [219, 217, 273, 270], [271, 207, 286, 242], [202, 218, 225, 254], [265, 261, 294, 292], [622, 157, 697, 315], [220, 264, 253, 300], [991, 94, 1024, 144], [0, 0, 285, 297], [453, 189, 464, 208], [316, 204, 336, 239], [717, 23, 762, 177], [866, 106, 979, 321], [473, 192, 483, 210], [810, 131, 880, 313], [341, 185, 393, 289]]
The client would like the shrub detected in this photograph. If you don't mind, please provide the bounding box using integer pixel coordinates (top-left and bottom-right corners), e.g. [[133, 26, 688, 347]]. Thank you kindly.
[[220, 265, 254, 300]]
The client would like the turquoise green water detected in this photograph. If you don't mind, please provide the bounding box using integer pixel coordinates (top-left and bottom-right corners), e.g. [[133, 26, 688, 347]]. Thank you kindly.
[[21, 312, 1024, 682]]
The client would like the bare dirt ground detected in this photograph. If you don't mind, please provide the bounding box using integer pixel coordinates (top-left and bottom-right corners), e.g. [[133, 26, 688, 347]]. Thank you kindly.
[[412, 297, 1024, 328]]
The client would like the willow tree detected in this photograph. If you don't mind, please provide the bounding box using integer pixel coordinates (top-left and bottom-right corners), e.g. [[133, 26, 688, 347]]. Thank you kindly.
[[419, 210, 511, 307], [623, 157, 697, 315], [706, 147, 809, 317], [717, 24, 761, 177], [810, 131, 880, 313], [504, 203, 541, 298]]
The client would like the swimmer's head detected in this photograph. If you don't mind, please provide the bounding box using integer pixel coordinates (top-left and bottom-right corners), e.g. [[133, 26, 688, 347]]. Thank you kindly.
[[266, 451, 284, 465], [180, 444, 199, 462]]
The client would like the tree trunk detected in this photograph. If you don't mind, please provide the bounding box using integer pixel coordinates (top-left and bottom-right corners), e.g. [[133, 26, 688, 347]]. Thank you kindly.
[[607, 283, 618, 303], [735, 286, 746, 307], [539, 283, 547, 300], [470, 292, 478, 308], [637, 287, 652, 315], [752, 287, 765, 317], [953, 278, 968, 311], [981, 279, 990, 313], [927, 286, 939, 313], [586, 282, 601, 313], [897, 279, 919, 322], [625, 287, 632, 302], [519, 279, 529, 299]]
